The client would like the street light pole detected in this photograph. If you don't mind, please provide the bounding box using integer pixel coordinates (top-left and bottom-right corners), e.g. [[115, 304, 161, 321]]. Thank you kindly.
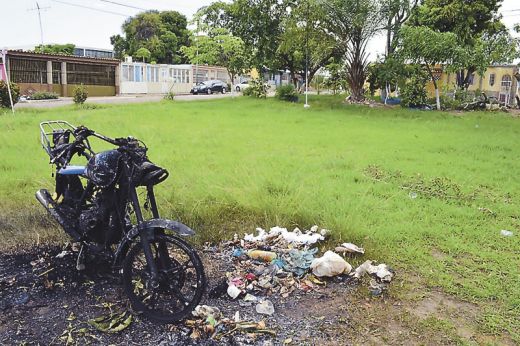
[[304, 0, 310, 108]]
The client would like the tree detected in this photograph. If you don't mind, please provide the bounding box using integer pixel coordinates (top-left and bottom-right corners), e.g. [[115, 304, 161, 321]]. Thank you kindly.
[[324, 61, 347, 95], [381, 0, 418, 56], [181, 28, 249, 84], [323, 0, 383, 102], [453, 28, 519, 89], [110, 10, 190, 64], [367, 56, 405, 100], [194, 0, 288, 70], [135, 47, 151, 62], [411, 0, 504, 89], [277, 0, 341, 88], [34, 44, 75, 55], [398, 25, 461, 110]]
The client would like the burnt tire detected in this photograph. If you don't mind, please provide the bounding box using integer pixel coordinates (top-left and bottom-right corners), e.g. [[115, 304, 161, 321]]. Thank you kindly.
[[122, 234, 206, 324]]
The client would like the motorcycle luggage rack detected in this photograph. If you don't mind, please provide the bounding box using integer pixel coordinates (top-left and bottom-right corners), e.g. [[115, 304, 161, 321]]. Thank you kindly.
[[40, 121, 76, 158]]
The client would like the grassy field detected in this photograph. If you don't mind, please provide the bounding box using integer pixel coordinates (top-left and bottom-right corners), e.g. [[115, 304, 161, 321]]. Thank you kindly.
[[1, 96, 519, 341]]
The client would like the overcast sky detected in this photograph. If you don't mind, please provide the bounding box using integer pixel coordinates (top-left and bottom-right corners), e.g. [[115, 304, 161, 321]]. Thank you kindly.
[[1, 0, 520, 59]]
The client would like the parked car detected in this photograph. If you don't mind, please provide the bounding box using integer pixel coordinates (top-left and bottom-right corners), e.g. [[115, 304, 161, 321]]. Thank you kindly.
[[234, 81, 250, 92], [190, 80, 227, 94]]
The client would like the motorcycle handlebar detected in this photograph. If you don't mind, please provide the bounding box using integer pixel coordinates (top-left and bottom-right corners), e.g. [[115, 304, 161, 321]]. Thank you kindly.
[[51, 126, 146, 165]]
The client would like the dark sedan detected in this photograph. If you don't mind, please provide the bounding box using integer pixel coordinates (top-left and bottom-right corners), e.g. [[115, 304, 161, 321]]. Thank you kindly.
[[190, 80, 227, 95]]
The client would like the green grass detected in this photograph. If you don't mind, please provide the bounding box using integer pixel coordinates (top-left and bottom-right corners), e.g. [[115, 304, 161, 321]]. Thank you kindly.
[[1, 96, 519, 339]]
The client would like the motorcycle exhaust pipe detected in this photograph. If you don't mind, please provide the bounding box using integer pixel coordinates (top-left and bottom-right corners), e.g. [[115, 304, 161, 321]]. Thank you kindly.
[[35, 189, 81, 241]]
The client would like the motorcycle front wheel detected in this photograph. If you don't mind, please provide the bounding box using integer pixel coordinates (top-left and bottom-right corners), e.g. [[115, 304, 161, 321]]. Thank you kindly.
[[122, 234, 206, 323]]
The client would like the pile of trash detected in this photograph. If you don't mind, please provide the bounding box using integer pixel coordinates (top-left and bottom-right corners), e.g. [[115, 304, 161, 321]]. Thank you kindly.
[[189, 225, 395, 340]]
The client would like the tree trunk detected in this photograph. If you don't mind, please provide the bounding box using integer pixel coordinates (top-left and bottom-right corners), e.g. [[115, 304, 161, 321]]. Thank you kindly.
[[426, 65, 441, 110], [345, 31, 368, 102]]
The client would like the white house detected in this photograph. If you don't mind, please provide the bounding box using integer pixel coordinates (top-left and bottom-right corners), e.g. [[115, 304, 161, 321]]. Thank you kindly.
[[119, 60, 231, 95]]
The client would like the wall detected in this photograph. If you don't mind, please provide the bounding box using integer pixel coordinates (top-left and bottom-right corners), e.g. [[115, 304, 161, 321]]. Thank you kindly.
[[66, 85, 115, 97]]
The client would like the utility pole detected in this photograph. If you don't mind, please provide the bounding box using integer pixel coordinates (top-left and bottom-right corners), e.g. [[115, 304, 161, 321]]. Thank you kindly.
[[194, 20, 200, 85], [28, 2, 50, 48], [304, 0, 310, 108]]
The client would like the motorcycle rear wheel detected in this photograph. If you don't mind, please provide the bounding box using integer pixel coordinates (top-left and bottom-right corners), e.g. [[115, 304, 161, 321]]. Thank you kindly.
[[122, 234, 206, 323]]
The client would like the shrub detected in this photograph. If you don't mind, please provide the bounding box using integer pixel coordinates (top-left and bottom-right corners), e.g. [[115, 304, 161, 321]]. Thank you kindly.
[[30, 91, 59, 100], [275, 84, 298, 102], [163, 91, 175, 101], [242, 79, 268, 98], [400, 68, 428, 108], [428, 95, 462, 111], [73, 84, 88, 104], [0, 80, 20, 108]]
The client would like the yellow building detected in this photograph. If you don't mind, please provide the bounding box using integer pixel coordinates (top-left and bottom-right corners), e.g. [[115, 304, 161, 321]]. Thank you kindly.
[[427, 65, 519, 105]]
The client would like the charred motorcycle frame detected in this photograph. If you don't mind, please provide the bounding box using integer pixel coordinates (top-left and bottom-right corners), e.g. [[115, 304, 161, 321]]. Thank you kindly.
[[36, 121, 206, 323]]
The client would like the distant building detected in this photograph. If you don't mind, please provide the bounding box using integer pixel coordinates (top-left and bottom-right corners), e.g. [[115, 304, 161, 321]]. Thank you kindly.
[[426, 65, 520, 105], [119, 61, 230, 94], [73, 46, 114, 59], [3, 50, 120, 96]]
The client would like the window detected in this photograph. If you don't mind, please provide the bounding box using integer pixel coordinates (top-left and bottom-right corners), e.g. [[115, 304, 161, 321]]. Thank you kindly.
[[501, 74, 512, 88], [134, 66, 142, 82], [122, 65, 129, 82], [489, 73, 495, 86]]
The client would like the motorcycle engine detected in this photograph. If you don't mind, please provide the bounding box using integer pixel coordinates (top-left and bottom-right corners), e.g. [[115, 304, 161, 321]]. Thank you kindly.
[[78, 190, 121, 244]]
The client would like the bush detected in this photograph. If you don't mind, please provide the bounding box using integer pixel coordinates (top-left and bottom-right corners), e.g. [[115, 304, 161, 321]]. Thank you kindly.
[[400, 68, 428, 108], [0, 80, 20, 108], [427, 95, 462, 111], [242, 79, 268, 98], [73, 84, 88, 104], [30, 91, 59, 100], [163, 91, 175, 101], [275, 84, 299, 102]]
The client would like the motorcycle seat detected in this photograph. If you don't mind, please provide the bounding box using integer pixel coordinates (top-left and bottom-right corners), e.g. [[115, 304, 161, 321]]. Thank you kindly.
[[58, 165, 86, 175]]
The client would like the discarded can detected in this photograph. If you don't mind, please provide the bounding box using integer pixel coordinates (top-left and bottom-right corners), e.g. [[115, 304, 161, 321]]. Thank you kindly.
[[247, 250, 277, 262]]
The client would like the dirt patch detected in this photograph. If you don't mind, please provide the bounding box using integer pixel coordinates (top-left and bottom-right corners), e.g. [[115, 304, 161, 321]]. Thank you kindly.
[[0, 244, 512, 345]]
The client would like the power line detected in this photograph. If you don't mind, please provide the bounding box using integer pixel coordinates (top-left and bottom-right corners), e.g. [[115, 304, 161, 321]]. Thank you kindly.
[[51, 0, 130, 17], [99, 0, 146, 11]]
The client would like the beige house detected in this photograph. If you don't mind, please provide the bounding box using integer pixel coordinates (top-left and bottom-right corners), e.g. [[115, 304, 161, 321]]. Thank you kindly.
[[427, 65, 519, 105]]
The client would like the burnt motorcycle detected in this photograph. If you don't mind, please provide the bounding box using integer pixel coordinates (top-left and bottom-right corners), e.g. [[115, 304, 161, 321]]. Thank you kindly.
[[36, 121, 206, 323]]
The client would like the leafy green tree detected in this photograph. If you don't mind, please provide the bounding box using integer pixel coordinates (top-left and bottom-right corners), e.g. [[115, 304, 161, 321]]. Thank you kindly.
[[381, 0, 418, 56], [411, 0, 504, 89], [367, 56, 405, 99], [135, 47, 151, 62], [194, 0, 287, 70], [181, 28, 249, 84], [324, 62, 347, 95], [34, 44, 75, 55], [110, 10, 190, 64], [398, 26, 461, 110], [453, 29, 519, 89]]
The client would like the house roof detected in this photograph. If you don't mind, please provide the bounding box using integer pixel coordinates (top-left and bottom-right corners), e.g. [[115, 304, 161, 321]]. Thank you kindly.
[[5, 50, 120, 65]]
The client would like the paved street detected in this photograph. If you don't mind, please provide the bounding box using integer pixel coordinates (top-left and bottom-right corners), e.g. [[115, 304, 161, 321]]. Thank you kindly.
[[15, 92, 235, 109]]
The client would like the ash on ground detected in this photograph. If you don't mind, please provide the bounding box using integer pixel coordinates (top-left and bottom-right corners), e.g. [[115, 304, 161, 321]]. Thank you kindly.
[[0, 226, 393, 345]]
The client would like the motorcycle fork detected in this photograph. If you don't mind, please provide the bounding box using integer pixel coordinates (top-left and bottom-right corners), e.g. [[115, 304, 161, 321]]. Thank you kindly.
[[129, 186, 160, 283], [146, 186, 171, 270]]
